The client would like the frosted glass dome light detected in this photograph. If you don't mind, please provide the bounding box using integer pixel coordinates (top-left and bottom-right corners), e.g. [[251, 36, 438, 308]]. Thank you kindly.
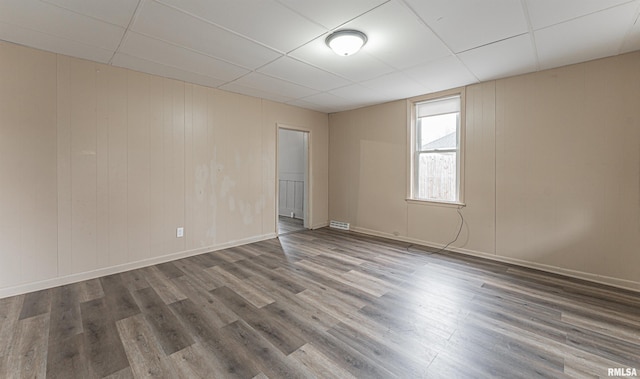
[[325, 30, 367, 56]]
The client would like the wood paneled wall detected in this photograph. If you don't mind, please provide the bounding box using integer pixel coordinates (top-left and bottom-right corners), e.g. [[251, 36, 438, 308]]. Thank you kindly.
[[329, 51, 640, 291], [0, 42, 58, 288], [0, 41, 328, 296]]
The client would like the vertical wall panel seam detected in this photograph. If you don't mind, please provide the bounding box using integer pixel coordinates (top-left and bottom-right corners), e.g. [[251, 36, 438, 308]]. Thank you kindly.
[[106, 69, 111, 268], [493, 81, 498, 256], [55, 54, 59, 277], [261, 99, 265, 235], [184, 83, 187, 251], [68, 59, 73, 273], [94, 64, 98, 269], [126, 72, 130, 262], [147, 75, 151, 258]]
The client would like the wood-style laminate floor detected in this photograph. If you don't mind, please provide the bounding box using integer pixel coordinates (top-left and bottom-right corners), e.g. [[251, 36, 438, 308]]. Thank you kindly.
[[1, 228, 639, 378], [278, 216, 306, 235]]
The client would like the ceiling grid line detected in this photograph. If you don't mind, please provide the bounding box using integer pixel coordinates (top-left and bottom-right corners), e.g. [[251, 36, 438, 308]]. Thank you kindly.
[[519, 0, 541, 72], [108, 0, 144, 65], [152, 0, 298, 55], [619, 1, 640, 53]]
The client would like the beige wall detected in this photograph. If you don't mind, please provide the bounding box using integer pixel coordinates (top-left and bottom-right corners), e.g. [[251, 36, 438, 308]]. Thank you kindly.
[[0, 42, 58, 288], [329, 52, 640, 291], [0, 41, 328, 297]]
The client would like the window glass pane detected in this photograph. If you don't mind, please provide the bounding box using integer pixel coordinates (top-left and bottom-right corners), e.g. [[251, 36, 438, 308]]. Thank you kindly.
[[419, 113, 457, 151], [417, 152, 457, 201]]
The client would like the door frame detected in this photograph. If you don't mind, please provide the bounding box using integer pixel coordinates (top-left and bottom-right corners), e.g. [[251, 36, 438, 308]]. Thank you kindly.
[[276, 124, 311, 233]]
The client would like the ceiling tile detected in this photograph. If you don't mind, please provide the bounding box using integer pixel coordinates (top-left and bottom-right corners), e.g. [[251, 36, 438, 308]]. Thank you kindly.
[[535, 2, 638, 69], [341, 1, 450, 69], [404, 55, 478, 92], [404, 0, 528, 53], [119, 32, 249, 81], [112, 52, 227, 88], [289, 34, 394, 81], [276, 0, 387, 30], [525, 0, 633, 30], [219, 82, 294, 104], [132, 1, 281, 69], [257, 57, 351, 91], [41, 0, 139, 27], [0, 20, 114, 62], [287, 92, 354, 113], [231, 72, 319, 99], [156, 0, 326, 52], [360, 71, 430, 101], [0, 0, 124, 50], [621, 10, 640, 53], [286, 99, 333, 113], [458, 34, 538, 81], [329, 83, 392, 106]]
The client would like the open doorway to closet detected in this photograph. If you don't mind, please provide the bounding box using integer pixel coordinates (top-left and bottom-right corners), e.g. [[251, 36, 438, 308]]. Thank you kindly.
[[277, 127, 309, 235]]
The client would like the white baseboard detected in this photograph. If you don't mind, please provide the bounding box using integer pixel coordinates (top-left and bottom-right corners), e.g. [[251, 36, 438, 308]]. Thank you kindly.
[[5, 225, 637, 298], [350, 226, 640, 293], [0, 232, 277, 299], [311, 221, 329, 230]]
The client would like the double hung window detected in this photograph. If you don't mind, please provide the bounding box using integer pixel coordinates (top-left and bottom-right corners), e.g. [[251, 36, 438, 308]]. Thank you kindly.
[[411, 94, 462, 203]]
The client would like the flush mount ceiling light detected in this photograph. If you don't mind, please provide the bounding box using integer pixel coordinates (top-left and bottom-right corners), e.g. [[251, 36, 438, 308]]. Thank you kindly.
[[325, 30, 368, 56]]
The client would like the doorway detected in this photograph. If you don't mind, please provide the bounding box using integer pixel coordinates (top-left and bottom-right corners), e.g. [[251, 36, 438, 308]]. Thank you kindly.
[[277, 128, 309, 235]]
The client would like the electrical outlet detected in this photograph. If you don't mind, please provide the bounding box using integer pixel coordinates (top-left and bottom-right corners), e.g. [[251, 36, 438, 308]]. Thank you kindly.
[[176, 227, 184, 238]]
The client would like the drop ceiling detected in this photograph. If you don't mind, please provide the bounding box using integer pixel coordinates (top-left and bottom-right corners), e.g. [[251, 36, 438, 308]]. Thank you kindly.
[[1, 0, 639, 113]]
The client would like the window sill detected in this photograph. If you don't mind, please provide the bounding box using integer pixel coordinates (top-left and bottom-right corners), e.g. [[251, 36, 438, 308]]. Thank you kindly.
[[405, 198, 466, 208]]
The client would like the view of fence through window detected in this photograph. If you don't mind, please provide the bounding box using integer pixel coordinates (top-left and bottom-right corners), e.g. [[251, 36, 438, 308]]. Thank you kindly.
[[414, 96, 460, 202]]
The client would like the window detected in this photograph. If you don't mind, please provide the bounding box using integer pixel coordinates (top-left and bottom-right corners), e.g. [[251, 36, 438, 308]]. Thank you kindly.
[[410, 94, 463, 203]]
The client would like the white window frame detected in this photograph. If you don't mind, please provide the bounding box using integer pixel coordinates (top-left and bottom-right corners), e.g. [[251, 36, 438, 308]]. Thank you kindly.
[[407, 88, 465, 206]]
